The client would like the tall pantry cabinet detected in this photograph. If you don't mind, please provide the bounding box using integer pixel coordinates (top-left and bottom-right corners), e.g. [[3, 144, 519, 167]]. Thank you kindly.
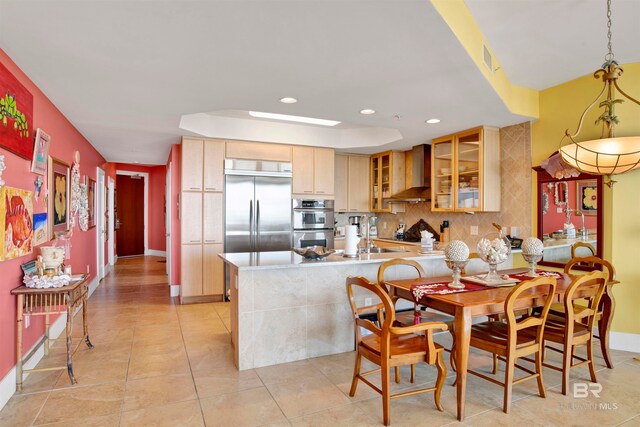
[[180, 137, 225, 303]]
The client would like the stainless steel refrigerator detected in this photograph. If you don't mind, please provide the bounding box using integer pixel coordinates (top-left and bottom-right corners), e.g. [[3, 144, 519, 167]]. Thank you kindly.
[[224, 159, 292, 253]]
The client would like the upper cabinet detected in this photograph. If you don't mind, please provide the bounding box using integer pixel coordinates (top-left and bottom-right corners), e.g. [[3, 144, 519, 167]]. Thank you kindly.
[[370, 151, 405, 213], [182, 137, 224, 192], [292, 146, 335, 198], [181, 138, 204, 191], [335, 154, 370, 212], [431, 126, 500, 212], [225, 141, 291, 162]]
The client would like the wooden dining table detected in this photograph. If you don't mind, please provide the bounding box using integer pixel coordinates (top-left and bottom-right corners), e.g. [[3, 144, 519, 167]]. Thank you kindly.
[[385, 268, 617, 421]]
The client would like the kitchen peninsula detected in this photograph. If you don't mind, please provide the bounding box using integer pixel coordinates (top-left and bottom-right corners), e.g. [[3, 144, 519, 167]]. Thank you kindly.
[[220, 250, 513, 370]]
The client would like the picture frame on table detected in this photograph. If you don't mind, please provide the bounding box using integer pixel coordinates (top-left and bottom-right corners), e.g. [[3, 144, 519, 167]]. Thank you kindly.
[[48, 156, 70, 239], [31, 128, 51, 175], [576, 179, 597, 216], [87, 177, 96, 229]]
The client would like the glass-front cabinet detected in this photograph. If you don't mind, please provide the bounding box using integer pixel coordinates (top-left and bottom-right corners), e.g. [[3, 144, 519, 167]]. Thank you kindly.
[[370, 151, 405, 213], [431, 126, 500, 212]]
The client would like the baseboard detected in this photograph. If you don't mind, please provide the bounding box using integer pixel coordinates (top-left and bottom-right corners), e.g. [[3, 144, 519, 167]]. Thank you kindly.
[[147, 250, 167, 257], [609, 332, 640, 353], [0, 310, 68, 411], [180, 294, 223, 304], [170, 284, 180, 297], [104, 263, 113, 277], [87, 276, 100, 298]]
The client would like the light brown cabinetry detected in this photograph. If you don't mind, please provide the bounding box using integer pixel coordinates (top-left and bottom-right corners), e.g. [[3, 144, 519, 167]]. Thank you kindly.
[[180, 136, 225, 303], [292, 146, 335, 198], [370, 151, 405, 213], [225, 141, 292, 162], [335, 154, 370, 212], [431, 126, 500, 213]]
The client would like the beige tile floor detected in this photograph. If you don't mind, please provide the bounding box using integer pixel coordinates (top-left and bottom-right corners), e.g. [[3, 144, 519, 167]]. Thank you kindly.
[[1, 256, 638, 426]]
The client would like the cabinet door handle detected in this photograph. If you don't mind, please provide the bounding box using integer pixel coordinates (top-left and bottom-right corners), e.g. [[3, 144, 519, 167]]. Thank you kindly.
[[303, 190, 313, 193], [190, 240, 200, 243], [189, 187, 200, 190], [204, 240, 218, 243], [317, 191, 325, 194], [205, 187, 217, 191]]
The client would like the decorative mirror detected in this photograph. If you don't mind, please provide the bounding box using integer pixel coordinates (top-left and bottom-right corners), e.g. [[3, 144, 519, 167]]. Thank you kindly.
[[533, 166, 603, 268]]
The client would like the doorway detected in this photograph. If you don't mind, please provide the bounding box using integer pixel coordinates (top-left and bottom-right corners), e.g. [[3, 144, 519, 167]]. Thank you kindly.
[[115, 171, 148, 257], [165, 163, 172, 280], [96, 167, 106, 279]]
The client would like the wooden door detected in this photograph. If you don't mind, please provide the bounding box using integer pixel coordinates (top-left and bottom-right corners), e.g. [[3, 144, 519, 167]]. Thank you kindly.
[[313, 148, 334, 195], [116, 175, 145, 256], [180, 192, 202, 244], [292, 146, 314, 195], [181, 138, 204, 191], [203, 192, 223, 244], [348, 156, 370, 212], [203, 139, 225, 192], [334, 154, 348, 211]]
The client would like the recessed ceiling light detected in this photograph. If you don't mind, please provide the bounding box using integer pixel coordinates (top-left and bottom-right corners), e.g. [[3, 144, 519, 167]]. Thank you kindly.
[[360, 109, 376, 115], [279, 97, 298, 104], [249, 111, 340, 126], [425, 118, 441, 124]]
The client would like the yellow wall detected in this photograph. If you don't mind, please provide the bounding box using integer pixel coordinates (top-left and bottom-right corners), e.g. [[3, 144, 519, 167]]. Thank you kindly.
[[532, 62, 640, 334]]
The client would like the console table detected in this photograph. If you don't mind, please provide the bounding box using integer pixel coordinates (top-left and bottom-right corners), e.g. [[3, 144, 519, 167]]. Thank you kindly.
[[11, 274, 93, 392]]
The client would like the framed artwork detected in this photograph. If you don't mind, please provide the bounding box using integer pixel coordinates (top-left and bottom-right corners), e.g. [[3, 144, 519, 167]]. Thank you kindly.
[[88, 177, 96, 228], [0, 61, 34, 159], [48, 156, 69, 238], [32, 212, 48, 246], [31, 128, 51, 175], [0, 186, 34, 261], [576, 179, 598, 216]]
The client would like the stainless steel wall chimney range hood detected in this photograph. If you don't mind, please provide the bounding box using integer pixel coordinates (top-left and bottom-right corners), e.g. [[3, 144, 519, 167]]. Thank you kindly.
[[386, 144, 431, 203]]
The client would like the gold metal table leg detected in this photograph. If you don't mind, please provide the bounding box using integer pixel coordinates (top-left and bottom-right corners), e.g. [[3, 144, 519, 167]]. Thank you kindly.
[[16, 295, 24, 393]]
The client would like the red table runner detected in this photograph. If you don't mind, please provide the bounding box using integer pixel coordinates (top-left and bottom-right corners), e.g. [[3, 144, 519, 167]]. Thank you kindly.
[[508, 270, 563, 282]]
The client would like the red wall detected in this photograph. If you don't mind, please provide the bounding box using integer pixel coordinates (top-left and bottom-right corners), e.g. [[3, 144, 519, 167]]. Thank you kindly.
[[0, 49, 106, 380], [541, 180, 598, 234], [168, 144, 181, 285]]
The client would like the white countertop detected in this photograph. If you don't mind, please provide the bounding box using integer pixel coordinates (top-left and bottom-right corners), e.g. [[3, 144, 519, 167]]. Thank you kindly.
[[219, 250, 446, 270], [543, 237, 597, 250]]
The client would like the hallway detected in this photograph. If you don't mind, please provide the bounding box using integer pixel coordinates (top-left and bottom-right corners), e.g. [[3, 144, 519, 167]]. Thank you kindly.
[[0, 257, 638, 426]]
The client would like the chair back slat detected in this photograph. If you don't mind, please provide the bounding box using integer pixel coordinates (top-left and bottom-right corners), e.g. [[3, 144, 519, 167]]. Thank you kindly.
[[346, 276, 395, 343], [562, 270, 608, 334], [377, 259, 425, 285], [564, 256, 615, 282], [504, 277, 557, 344], [570, 242, 596, 259]]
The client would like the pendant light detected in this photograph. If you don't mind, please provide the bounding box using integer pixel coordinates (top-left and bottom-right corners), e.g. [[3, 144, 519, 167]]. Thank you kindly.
[[559, 0, 640, 187]]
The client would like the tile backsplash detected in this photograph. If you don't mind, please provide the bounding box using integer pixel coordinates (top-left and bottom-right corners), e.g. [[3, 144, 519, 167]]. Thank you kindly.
[[376, 122, 532, 248]]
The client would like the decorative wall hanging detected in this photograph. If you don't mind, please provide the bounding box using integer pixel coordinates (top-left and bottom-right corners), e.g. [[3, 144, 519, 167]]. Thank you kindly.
[[78, 181, 89, 231], [34, 176, 43, 201], [32, 212, 47, 246], [554, 181, 568, 207], [0, 62, 34, 159], [576, 180, 598, 216], [69, 151, 81, 230], [31, 128, 51, 175], [87, 177, 96, 229], [542, 192, 549, 215], [0, 186, 33, 261], [0, 155, 5, 187], [48, 156, 69, 239]]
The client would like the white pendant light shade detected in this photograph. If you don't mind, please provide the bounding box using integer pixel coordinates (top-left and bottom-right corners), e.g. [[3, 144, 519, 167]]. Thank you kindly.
[[560, 136, 640, 175]]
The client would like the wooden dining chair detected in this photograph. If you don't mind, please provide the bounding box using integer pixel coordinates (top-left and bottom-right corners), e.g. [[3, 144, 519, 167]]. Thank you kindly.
[[346, 276, 448, 426], [377, 259, 457, 379], [549, 256, 615, 365], [570, 242, 596, 259], [538, 270, 608, 395], [467, 277, 556, 414]]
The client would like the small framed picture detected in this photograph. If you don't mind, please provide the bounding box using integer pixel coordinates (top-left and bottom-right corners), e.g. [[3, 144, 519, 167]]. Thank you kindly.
[[576, 179, 597, 216], [48, 156, 70, 238], [31, 128, 51, 175], [88, 177, 96, 229]]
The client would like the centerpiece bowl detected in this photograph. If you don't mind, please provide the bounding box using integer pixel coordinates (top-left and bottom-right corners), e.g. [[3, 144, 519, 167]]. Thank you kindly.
[[476, 232, 511, 283]]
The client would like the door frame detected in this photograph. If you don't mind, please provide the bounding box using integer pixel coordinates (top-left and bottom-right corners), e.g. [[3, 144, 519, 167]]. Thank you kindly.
[[96, 167, 106, 280], [165, 162, 172, 281], [115, 170, 149, 255], [108, 176, 115, 266]]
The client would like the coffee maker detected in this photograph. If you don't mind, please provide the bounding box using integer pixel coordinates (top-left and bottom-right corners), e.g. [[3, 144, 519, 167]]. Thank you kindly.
[[348, 216, 362, 236]]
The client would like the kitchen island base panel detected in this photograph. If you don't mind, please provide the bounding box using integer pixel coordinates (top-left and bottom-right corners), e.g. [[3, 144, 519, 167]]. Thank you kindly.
[[225, 253, 506, 370]]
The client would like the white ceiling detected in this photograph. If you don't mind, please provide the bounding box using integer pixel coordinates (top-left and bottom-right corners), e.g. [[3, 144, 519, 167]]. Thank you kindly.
[[1, 1, 636, 164]]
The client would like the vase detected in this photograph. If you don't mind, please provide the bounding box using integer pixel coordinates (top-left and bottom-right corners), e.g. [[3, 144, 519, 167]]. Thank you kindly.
[[476, 232, 511, 283]]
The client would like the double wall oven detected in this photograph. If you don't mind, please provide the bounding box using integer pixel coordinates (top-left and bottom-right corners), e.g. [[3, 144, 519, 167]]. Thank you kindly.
[[292, 199, 335, 249]]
